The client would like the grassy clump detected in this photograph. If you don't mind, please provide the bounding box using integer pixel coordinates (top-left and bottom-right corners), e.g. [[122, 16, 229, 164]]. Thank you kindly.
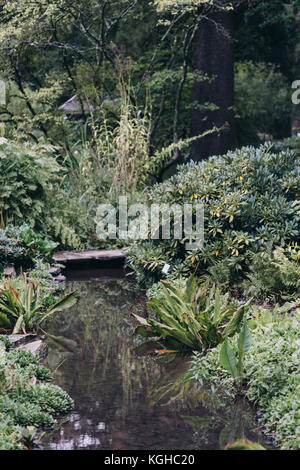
[[135, 276, 251, 352], [0, 274, 78, 334]]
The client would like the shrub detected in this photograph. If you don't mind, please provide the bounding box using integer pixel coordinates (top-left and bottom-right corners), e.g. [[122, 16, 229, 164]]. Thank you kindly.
[[11, 383, 74, 416], [0, 335, 12, 351], [26, 365, 52, 383], [0, 139, 87, 250], [0, 396, 54, 427], [0, 275, 78, 334], [147, 277, 187, 301], [275, 136, 300, 158], [127, 145, 300, 292], [6, 349, 38, 368], [0, 415, 23, 450], [0, 228, 31, 268]]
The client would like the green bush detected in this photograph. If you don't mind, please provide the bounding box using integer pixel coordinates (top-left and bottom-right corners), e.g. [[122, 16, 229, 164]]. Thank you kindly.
[[6, 349, 39, 368], [0, 415, 23, 450], [0, 274, 78, 334], [26, 364, 52, 382], [127, 145, 300, 293], [0, 396, 54, 427], [0, 139, 60, 228], [0, 139, 87, 250], [11, 383, 74, 416], [147, 277, 187, 301], [275, 136, 300, 158], [0, 228, 30, 268], [0, 335, 12, 351]]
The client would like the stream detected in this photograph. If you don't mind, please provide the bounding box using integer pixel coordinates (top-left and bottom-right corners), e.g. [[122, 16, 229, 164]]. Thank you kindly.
[[41, 268, 270, 450]]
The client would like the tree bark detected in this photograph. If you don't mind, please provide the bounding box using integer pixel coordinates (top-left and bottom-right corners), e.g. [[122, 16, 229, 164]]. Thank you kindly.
[[192, 10, 235, 160]]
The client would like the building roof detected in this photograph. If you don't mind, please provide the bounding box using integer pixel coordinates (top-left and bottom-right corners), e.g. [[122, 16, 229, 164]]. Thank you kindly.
[[59, 95, 94, 113]]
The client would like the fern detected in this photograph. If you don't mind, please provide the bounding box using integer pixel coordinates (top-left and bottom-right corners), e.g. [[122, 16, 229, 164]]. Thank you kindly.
[[0, 139, 61, 228], [52, 219, 83, 250]]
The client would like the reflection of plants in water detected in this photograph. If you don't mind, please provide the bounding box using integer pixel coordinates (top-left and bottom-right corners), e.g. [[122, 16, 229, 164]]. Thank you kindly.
[[182, 415, 220, 448], [147, 358, 199, 409], [47, 280, 143, 355], [218, 402, 256, 450], [120, 344, 151, 419], [148, 358, 264, 450], [182, 398, 262, 450], [44, 279, 153, 415]]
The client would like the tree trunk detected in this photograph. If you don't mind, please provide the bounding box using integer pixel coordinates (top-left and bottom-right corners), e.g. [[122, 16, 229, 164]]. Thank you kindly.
[[192, 10, 235, 160]]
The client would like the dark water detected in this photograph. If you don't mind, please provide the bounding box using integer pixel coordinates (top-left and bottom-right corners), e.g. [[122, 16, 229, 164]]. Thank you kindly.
[[42, 270, 269, 450]]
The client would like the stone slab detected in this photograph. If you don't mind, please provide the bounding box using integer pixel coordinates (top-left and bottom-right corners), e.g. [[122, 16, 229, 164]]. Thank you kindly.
[[8, 333, 37, 347], [16, 340, 48, 360], [53, 249, 126, 264], [47, 266, 61, 276], [54, 274, 67, 282], [4, 267, 16, 277]]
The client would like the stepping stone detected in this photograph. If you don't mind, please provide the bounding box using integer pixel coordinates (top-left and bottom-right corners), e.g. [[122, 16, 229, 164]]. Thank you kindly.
[[16, 340, 48, 360], [4, 267, 16, 277], [54, 274, 67, 282], [47, 266, 61, 276], [9, 333, 37, 347], [53, 249, 126, 264]]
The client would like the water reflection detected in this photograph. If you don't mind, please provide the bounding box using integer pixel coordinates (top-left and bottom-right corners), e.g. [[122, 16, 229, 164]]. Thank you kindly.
[[42, 277, 268, 450]]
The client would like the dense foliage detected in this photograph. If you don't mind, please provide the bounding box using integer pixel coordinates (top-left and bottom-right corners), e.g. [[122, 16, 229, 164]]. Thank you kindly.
[[234, 61, 292, 145], [0, 224, 58, 270], [0, 341, 73, 449], [0, 138, 104, 250], [0, 274, 78, 334], [134, 276, 251, 351], [0, 0, 299, 452], [128, 144, 300, 298], [0, 140, 60, 228]]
